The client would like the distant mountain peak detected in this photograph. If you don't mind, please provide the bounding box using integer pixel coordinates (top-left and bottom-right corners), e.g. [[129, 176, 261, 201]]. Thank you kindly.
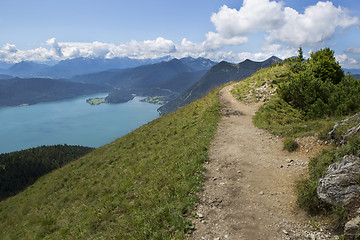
[[159, 56, 282, 115]]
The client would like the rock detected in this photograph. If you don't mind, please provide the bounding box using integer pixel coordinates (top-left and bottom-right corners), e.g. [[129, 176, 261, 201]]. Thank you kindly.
[[197, 212, 204, 218], [317, 155, 360, 206], [328, 113, 360, 145], [345, 216, 360, 236], [259, 191, 264, 195]]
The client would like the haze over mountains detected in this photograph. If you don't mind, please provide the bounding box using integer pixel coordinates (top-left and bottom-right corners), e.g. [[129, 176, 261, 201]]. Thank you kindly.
[[0, 57, 172, 79], [0, 56, 284, 110], [0, 57, 217, 107]]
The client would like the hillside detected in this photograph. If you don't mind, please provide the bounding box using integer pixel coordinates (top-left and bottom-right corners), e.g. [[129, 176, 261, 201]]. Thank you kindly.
[[6, 61, 51, 78], [0, 88, 221, 239], [0, 78, 112, 107], [158, 56, 281, 115], [71, 57, 215, 104], [71, 57, 215, 87]]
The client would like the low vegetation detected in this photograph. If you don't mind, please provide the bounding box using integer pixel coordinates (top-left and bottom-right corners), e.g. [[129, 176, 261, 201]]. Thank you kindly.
[[86, 97, 106, 105], [140, 96, 169, 105], [0, 89, 221, 239], [0, 144, 93, 200], [231, 47, 360, 233], [283, 137, 299, 152]]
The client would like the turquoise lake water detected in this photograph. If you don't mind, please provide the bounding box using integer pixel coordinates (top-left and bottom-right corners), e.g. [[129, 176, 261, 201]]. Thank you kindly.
[[0, 94, 160, 154]]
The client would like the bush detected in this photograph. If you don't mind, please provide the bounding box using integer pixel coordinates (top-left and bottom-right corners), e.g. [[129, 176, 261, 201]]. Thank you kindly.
[[283, 138, 299, 152], [278, 48, 360, 119]]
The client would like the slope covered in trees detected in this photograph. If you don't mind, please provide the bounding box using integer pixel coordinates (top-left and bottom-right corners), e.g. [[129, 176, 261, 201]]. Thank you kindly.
[[0, 145, 93, 200]]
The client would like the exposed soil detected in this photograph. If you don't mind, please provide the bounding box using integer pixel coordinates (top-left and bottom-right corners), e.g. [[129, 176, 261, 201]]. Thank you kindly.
[[191, 84, 338, 240]]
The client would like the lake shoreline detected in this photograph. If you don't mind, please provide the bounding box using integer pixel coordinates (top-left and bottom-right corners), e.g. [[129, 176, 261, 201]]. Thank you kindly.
[[0, 94, 160, 154]]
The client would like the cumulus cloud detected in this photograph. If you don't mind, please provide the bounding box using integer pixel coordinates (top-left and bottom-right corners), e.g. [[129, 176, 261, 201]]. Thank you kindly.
[[336, 54, 360, 68], [0, 43, 57, 62], [210, 1, 284, 38], [267, 1, 359, 46], [46, 38, 63, 57], [204, 32, 248, 50], [0, 37, 178, 63], [207, 0, 359, 48], [345, 47, 360, 54], [261, 43, 282, 53], [0, 1, 358, 64]]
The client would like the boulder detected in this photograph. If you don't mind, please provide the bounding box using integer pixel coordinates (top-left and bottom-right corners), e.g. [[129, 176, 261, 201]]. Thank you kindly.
[[317, 155, 360, 206], [345, 215, 360, 237]]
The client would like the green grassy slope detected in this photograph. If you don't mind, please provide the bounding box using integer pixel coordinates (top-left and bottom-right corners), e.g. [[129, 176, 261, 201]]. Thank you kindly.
[[0, 90, 221, 239]]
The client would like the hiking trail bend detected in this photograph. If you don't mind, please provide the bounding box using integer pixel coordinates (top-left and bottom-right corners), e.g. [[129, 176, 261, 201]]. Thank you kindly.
[[191, 83, 337, 240]]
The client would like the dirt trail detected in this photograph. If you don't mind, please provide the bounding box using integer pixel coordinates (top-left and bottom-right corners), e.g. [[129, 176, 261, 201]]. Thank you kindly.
[[191, 84, 337, 240]]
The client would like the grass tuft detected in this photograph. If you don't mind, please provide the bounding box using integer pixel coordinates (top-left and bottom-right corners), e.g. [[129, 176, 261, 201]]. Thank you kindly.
[[283, 138, 299, 152]]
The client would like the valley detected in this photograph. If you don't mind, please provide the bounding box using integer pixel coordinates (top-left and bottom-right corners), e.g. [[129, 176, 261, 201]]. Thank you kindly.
[[1, 49, 359, 239]]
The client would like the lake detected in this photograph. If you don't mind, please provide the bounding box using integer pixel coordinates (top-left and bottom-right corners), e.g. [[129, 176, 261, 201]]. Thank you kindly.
[[0, 94, 160, 154]]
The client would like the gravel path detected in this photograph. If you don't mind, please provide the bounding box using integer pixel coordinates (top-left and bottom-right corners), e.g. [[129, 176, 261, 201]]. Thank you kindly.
[[191, 84, 338, 240]]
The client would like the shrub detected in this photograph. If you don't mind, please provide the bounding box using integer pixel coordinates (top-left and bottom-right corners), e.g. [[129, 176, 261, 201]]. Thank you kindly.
[[283, 138, 299, 152], [277, 48, 360, 119]]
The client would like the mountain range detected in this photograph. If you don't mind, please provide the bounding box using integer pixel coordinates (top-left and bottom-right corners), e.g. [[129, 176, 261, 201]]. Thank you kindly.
[[0, 56, 282, 110], [158, 56, 282, 115], [69, 57, 217, 104], [0, 57, 216, 107], [0, 56, 172, 79]]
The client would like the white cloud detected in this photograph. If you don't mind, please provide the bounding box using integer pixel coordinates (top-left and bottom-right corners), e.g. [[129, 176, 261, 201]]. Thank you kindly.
[[261, 43, 282, 53], [46, 38, 63, 57], [204, 32, 248, 50], [0, 43, 57, 62], [208, 0, 359, 49], [345, 47, 360, 54], [0, 37, 178, 63], [267, 1, 359, 46], [336, 54, 359, 68], [3, 43, 18, 53], [210, 1, 284, 38], [0, 1, 358, 64]]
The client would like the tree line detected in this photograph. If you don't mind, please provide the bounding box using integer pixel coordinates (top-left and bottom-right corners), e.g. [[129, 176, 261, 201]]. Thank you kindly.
[[0, 144, 93, 200]]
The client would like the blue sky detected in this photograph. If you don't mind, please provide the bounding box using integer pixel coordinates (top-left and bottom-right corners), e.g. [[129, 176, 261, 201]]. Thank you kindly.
[[1, 0, 360, 68]]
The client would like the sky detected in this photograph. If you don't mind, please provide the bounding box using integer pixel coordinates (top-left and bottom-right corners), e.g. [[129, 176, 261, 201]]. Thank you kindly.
[[1, 0, 360, 68]]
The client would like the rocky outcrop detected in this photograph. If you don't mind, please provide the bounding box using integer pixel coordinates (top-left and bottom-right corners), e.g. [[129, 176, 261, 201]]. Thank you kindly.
[[317, 155, 360, 206], [328, 113, 360, 145], [317, 155, 360, 237]]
